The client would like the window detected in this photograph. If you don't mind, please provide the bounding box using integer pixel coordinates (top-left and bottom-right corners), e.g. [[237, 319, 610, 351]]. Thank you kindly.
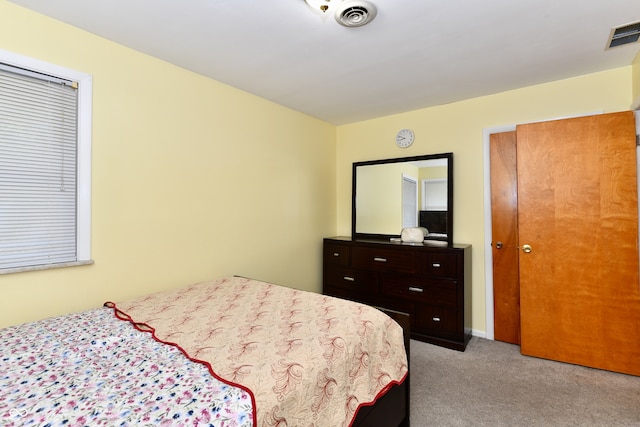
[[421, 178, 448, 211], [0, 50, 92, 273]]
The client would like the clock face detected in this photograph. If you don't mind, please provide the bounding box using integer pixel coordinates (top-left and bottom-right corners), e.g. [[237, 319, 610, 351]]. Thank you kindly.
[[395, 128, 415, 148]]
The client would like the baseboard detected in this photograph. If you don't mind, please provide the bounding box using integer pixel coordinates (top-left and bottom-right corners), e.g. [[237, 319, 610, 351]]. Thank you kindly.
[[471, 329, 487, 339]]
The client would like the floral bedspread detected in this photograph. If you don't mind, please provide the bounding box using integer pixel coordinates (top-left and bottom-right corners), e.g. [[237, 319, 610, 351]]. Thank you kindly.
[[109, 276, 408, 427], [0, 307, 253, 427]]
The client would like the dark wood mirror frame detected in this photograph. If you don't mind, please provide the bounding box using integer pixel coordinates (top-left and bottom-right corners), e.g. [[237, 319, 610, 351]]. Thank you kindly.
[[351, 152, 454, 246]]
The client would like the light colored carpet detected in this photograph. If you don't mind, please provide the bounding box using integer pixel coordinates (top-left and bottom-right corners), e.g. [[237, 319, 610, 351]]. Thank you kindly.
[[409, 337, 640, 426]]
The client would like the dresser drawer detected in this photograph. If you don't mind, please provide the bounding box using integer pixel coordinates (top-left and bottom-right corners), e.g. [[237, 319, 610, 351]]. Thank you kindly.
[[415, 304, 458, 338], [421, 251, 458, 278], [381, 275, 457, 306], [323, 242, 350, 266], [324, 265, 378, 295], [352, 246, 416, 274]]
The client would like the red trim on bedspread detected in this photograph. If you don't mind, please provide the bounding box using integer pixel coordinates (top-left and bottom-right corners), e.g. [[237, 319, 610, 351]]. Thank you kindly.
[[348, 372, 408, 427], [105, 302, 259, 427]]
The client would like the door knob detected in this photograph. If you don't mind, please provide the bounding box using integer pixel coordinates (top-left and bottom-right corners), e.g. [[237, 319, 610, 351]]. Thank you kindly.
[[522, 244, 532, 253], [495, 241, 503, 249]]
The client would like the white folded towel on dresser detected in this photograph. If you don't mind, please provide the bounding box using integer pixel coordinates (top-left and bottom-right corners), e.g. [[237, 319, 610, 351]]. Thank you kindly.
[[401, 227, 428, 243]]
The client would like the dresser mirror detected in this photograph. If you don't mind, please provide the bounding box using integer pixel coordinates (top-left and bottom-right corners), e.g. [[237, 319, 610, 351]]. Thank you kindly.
[[352, 153, 453, 246]]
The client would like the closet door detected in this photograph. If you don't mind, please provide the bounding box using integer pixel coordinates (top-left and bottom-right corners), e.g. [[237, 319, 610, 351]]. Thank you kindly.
[[517, 111, 640, 376], [490, 131, 520, 344]]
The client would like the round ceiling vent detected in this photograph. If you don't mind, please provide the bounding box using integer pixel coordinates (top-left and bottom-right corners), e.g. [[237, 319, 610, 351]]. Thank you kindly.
[[334, 1, 377, 27]]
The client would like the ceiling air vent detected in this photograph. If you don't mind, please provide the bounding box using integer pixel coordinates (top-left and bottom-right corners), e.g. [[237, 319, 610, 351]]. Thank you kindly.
[[335, 1, 377, 27], [607, 21, 640, 49]]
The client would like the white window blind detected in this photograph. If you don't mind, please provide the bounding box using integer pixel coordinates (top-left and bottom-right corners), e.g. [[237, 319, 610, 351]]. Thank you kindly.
[[0, 65, 79, 269]]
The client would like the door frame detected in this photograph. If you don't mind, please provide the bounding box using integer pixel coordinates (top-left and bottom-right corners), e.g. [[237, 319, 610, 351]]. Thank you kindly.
[[482, 111, 606, 341], [401, 173, 418, 228]]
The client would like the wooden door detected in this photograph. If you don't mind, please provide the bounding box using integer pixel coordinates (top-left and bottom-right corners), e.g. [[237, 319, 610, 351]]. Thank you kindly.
[[490, 131, 520, 344], [517, 111, 640, 376]]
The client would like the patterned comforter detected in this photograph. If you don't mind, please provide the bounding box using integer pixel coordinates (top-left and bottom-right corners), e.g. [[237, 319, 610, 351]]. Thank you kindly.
[[109, 277, 408, 427], [1, 277, 408, 427], [0, 307, 252, 426]]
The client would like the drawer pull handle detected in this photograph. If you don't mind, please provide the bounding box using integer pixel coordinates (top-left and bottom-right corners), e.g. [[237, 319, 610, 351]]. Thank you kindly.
[[432, 317, 441, 322], [343, 276, 355, 282], [408, 287, 424, 293], [373, 257, 387, 262], [333, 252, 340, 257], [432, 263, 441, 268]]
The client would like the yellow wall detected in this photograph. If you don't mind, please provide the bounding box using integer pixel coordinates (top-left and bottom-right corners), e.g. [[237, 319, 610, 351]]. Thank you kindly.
[[0, 1, 336, 328], [633, 51, 640, 107], [336, 66, 634, 335]]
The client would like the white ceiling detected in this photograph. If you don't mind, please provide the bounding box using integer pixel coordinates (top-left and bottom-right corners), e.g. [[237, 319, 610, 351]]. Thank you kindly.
[[9, 0, 640, 125]]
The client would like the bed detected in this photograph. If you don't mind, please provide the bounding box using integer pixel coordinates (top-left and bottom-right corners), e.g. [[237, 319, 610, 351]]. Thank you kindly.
[[1, 276, 410, 427]]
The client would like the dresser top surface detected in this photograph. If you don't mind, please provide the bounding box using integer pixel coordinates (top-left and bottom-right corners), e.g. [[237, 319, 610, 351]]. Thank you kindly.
[[325, 236, 471, 250]]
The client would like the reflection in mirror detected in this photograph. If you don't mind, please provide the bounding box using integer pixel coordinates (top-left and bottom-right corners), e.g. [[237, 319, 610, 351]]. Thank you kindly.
[[352, 153, 453, 246]]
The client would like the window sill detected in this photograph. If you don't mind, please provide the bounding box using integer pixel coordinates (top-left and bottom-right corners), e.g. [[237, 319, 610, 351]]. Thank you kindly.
[[0, 260, 94, 275]]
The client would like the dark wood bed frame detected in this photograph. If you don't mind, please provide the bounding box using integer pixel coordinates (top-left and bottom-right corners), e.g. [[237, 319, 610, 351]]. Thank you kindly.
[[352, 307, 410, 427]]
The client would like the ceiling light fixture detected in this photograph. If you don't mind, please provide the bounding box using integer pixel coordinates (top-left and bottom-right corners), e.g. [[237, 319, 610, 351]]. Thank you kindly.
[[304, 0, 377, 27]]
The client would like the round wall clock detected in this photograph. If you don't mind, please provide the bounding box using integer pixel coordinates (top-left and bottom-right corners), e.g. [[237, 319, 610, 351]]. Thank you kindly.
[[395, 128, 415, 148]]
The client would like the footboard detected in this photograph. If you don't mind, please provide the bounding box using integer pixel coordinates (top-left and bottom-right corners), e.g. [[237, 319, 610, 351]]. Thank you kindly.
[[352, 308, 410, 427]]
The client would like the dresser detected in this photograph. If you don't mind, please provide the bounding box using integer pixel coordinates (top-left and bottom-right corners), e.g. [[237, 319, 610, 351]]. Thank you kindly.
[[323, 237, 472, 351]]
